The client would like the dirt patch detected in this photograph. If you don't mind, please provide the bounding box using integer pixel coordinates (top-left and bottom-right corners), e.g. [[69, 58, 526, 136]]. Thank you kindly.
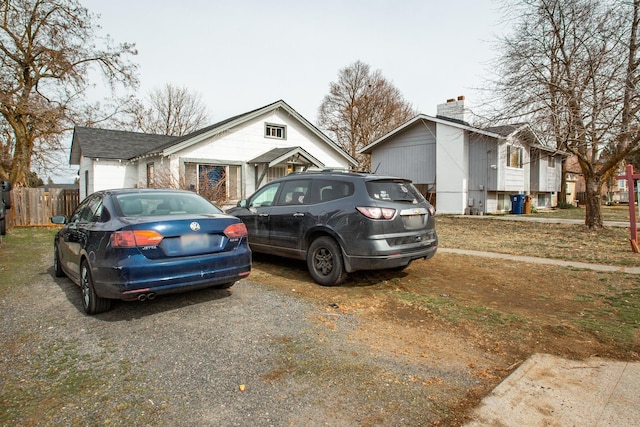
[[252, 244, 640, 424]]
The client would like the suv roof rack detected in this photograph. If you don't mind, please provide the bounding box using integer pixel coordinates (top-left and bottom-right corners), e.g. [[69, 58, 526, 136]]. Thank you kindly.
[[287, 168, 372, 176]]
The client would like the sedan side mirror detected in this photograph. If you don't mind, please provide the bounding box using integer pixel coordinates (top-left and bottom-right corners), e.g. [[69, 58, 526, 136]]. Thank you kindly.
[[50, 215, 68, 225], [237, 199, 247, 208]]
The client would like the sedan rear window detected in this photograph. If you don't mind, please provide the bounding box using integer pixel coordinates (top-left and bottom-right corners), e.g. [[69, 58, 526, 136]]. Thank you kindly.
[[366, 180, 425, 203], [115, 192, 223, 216]]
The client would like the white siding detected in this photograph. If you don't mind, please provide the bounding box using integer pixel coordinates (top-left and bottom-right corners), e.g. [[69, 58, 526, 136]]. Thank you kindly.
[[177, 110, 347, 169], [436, 123, 468, 214], [174, 108, 349, 196], [93, 160, 137, 193]]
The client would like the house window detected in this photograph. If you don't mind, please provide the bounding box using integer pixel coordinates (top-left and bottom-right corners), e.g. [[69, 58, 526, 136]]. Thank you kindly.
[[265, 123, 286, 139], [497, 193, 511, 211], [196, 164, 241, 201], [507, 145, 523, 168], [199, 165, 226, 201], [548, 155, 556, 168], [147, 163, 155, 188]]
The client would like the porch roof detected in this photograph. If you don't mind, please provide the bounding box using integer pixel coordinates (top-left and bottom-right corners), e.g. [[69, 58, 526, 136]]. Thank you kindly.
[[249, 147, 324, 169]]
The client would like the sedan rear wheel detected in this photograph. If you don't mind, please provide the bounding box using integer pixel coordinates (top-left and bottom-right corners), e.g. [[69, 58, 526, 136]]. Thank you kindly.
[[80, 261, 111, 315], [307, 236, 347, 286], [53, 244, 65, 277]]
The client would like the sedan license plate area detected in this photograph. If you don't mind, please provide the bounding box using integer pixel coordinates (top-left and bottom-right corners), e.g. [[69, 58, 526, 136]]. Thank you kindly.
[[180, 234, 210, 252]]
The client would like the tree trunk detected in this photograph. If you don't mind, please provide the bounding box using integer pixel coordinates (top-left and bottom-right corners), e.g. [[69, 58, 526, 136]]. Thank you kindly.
[[559, 159, 567, 206], [584, 175, 603, 229], [8, 122, 34, 186]]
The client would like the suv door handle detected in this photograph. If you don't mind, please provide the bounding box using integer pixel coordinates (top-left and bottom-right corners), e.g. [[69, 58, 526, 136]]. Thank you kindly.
[[258, 213, 269, 217], [293, 213, 305, 217]]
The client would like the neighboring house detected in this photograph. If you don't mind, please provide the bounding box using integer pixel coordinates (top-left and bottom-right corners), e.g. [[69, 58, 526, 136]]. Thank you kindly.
[[70, 100, 357, 203], [359, 97, 564, 214], [565, 155, 626, 205]]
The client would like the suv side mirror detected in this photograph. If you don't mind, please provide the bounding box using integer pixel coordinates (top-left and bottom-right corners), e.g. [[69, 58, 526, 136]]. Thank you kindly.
[[237, 199, 247, 208]]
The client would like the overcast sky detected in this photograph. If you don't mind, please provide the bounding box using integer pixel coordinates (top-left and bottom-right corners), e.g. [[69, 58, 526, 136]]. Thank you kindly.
[[84, 0, 508, 119], [53, 0, 508, 182]]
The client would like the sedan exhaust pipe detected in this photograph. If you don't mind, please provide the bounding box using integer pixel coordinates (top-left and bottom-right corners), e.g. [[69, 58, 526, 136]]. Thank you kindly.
[[137, 292, 157, 301]]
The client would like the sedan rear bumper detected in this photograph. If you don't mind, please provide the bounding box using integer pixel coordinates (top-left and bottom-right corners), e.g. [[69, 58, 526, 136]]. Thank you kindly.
[[92, 248, 251, 300]]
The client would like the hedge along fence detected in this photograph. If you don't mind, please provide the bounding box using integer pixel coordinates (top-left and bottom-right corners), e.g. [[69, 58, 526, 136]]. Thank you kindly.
[[7, 188, 79, 228]]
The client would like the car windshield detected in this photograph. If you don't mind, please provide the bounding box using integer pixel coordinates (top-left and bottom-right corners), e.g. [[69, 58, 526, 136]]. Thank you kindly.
[[366, 180, 425, 203], [115, 192, 223, 216]]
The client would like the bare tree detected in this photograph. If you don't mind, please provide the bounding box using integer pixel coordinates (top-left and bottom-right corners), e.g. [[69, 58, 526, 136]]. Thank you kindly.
[[490, 0, 640, 228], [124, 83, 211, 136], [0, 0, 138, 185], [318, 61, 416, 171]]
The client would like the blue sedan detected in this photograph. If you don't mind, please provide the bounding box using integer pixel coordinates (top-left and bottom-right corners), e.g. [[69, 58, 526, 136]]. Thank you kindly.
[[51, 189, 251, 314]]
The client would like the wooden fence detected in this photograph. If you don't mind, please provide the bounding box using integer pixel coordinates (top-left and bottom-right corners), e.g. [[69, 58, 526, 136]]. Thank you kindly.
[[7, 188, 80, 228]]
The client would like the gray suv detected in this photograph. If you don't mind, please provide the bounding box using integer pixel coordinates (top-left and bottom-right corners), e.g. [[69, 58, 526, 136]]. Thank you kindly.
[[227, 170, 438, 286]]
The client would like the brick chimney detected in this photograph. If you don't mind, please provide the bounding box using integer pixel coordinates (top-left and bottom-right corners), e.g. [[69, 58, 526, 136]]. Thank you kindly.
[[436, 95, 468, 124]]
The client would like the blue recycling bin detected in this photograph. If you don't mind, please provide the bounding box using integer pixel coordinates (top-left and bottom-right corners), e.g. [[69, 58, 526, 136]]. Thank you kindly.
[[510, 194, 524, 214]]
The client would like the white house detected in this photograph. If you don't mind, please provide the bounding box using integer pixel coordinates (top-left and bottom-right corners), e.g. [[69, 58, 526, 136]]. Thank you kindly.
[[359, 97, 564, 214], [70, 100, 357, 203]]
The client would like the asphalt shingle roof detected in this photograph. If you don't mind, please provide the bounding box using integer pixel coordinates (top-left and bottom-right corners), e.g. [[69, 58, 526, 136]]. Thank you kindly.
[[70, 127, 178, 164]]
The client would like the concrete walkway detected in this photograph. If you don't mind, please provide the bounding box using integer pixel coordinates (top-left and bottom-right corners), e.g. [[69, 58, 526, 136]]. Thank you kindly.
[[464, 354, 640, 426], [439, 247, 640, 274], [453, 213, 635, 228]]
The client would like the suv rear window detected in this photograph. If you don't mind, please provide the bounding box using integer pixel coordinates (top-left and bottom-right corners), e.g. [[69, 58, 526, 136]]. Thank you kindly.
[[366, 180, 425, 203], [310, 179, 354, 203]]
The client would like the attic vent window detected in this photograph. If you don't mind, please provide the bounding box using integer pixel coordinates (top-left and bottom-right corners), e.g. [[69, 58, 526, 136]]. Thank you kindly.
[[265, 123, 286, 140]]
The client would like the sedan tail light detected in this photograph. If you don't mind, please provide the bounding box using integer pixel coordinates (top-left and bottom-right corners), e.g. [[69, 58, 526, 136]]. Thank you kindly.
[[111, 230, 164, 248], [356, 207, 397, 220], [224, 223, 248, 239]]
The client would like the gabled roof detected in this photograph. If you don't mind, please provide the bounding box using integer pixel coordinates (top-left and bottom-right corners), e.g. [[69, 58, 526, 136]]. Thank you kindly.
[[485, 123, 566, 155], [359, 115, 564, 156], [141, 100, 358, 167], [249, 146, 325, 168], [359, 114, 503, 155], [70, 127, 177, 165], [70, 100, 357, 168]]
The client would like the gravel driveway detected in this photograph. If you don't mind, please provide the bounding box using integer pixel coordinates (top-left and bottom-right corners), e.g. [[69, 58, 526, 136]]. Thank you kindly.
[[1, 249, 477, 426]]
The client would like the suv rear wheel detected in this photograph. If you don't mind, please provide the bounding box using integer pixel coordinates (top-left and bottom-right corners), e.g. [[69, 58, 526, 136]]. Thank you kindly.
[[307, 236, 346, 286]]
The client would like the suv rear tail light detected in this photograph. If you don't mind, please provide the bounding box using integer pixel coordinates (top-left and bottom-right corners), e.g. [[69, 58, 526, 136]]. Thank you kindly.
[[224, 223, 248, 239], [356, 207, 396, 220], [111, 230, 164, 247]]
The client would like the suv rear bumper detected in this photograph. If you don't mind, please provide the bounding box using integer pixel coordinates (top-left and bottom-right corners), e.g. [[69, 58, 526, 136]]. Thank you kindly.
[[342, 245, 437, 272]]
